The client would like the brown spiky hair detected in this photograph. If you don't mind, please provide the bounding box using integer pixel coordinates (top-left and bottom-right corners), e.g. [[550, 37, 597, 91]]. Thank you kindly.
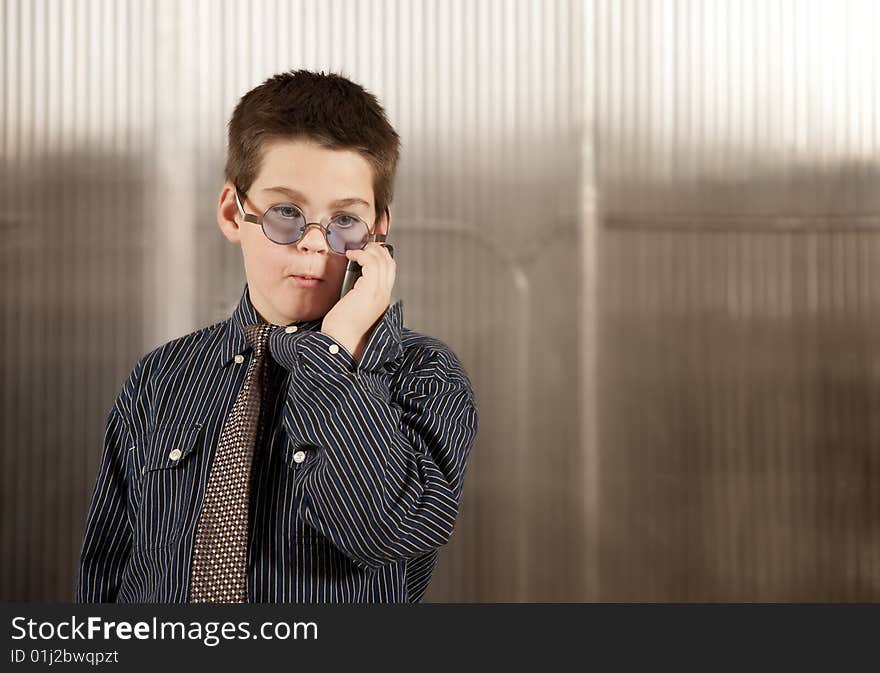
[[224, 69, 401, 220]]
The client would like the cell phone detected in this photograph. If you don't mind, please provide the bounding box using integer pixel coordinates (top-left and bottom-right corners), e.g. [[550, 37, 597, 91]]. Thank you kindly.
[[340, 206, 393, 298]]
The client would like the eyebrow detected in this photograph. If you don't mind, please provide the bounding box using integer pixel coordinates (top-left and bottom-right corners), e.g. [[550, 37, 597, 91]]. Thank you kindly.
[[262, 186, 372, 210]]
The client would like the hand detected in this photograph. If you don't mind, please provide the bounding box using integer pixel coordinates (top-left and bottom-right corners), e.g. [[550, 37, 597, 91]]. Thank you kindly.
[[321, 242, 396, 362]]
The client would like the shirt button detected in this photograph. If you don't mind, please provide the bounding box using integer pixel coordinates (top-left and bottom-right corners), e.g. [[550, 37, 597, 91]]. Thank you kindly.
[[285, 325, 298, 333], [234, 354, 245, 364], [168, 448, 182, 461], [328, 344, 340, 354], [293, 450, 307, 464]]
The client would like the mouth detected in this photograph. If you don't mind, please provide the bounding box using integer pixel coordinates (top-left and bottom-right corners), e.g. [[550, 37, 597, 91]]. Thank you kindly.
[[288, 274, 324, 288]]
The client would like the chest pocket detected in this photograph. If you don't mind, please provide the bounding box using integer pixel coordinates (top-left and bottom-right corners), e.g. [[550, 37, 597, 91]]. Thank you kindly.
[[134, 420, 204, 550]]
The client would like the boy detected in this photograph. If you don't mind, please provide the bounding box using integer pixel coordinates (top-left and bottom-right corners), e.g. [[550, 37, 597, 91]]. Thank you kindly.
[[75, 70, 479, 603]]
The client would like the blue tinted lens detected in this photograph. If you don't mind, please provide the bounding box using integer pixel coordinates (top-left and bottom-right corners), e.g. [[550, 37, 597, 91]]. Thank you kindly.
[[327, 215, 370, 253], [262, 204, 307, 244]]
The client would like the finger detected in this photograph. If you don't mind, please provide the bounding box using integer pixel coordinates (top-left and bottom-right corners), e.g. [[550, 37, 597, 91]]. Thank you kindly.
[[348, 243, 382, 259], [377, 245, 394, 288], [355, 244, 392, 272], [346, 248, 385, 288], [364, 242, 394, 288], [365, 241, 394, 271], [376, 241, 396, 291], [345, 248, 373, 265], [348, 245, 394, 291], [346, 247, 380, 272], [364, 241, 391, 260]]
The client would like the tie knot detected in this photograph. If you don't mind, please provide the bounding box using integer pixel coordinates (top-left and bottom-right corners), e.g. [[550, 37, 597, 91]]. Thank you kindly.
[[243, 323, 273, 358]]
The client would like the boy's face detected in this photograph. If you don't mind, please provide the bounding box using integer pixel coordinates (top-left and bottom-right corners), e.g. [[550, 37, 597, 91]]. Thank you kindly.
[[217, 138, 389, 325]]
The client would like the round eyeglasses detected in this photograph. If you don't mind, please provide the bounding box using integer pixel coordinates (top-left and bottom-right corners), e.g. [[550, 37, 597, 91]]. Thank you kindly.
[[234, 187, 372, 254]]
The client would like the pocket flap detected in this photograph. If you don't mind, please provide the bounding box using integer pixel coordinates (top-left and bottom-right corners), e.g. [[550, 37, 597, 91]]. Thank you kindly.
[[146, 420, 204, 471]]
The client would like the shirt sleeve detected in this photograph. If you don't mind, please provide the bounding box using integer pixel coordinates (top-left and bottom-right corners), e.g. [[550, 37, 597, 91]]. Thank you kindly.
[[75, 384, 137, 602], [268, 300, 479, 571]]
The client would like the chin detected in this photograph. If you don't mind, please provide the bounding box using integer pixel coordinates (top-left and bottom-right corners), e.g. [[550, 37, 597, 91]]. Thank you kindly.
[[276, 293, 331, 323]]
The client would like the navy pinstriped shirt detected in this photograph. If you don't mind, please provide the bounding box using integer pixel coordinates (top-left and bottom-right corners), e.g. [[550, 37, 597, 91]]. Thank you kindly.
[[75, 284, 478, 603]]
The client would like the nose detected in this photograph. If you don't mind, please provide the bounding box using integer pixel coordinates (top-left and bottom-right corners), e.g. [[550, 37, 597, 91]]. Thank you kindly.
[[296, 222, 329, 253]]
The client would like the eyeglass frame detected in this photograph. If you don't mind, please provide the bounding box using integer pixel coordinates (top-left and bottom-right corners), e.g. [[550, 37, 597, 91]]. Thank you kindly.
[[233, 186, 387, 253]]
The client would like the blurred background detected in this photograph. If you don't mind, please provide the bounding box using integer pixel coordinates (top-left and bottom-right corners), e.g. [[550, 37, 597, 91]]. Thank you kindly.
[[2, 0, 879, 602]]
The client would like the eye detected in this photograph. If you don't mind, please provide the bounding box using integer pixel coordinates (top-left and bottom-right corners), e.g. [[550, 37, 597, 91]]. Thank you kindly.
[[275, 205, 301, 219], [333, 214, 358, 228]]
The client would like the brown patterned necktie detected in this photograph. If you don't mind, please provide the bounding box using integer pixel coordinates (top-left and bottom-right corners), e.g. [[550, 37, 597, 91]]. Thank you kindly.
[[189, 322, 278, 603]]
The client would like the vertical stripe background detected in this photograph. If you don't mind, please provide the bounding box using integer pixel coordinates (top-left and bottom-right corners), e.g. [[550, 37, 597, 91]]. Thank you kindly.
[[2, 0, 879, 601], [594, 0, 880, 601]]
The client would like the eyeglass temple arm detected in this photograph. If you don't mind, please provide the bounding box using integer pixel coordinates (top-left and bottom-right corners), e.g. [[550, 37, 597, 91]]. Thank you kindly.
[[233, 186, 261, 224], [370, 206, 390, 243]]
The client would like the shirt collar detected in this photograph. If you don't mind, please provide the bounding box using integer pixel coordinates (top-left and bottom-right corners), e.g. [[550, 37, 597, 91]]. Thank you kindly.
[[218, 283, 324, 368]]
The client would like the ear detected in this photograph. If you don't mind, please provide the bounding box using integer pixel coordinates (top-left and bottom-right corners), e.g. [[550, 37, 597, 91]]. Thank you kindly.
[[217, 182, 242, 244]]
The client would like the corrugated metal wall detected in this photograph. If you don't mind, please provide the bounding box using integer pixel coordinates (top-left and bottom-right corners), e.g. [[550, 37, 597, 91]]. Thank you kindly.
[[594, 0, 880, 600], [2, 0, 154, 601], [2, 0, 879, 602]]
